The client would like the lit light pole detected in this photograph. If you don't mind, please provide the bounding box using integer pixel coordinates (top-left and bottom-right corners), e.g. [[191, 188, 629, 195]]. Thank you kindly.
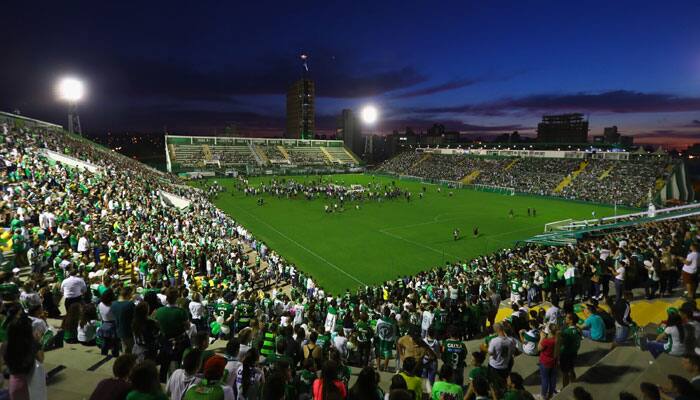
[[360, 105, 379, 160], [57, 77, 85, 134]]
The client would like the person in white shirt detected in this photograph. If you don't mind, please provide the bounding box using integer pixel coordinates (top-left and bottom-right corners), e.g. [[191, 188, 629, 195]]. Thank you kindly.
[[333, 328, 349, 360], [545, 300, 562, 327], [519, 320, 540, 356], [20, 283, 42, 311], [78, 235, 89, 256], [682, 244, 698, 299], [166, 348, 202, 400], [61, 269, 87, 309], [188, 292, 206, 332], [487, 323, 516, 380], [613, 261, 626, 302], [421, 306, 434, 338], [78, 303, 99, 346], [223, 338, 242, 388], [28, 305, 49, 339]]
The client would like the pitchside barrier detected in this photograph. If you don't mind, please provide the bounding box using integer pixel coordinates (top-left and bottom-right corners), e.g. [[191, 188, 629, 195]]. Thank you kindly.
[[525, 203, 700, 246], [526, 203, 700, 248], [544, 202, 700, 233]]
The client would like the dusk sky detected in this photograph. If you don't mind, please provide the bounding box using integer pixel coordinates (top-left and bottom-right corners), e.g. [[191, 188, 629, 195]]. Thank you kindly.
[[2, 1, 700, 147]]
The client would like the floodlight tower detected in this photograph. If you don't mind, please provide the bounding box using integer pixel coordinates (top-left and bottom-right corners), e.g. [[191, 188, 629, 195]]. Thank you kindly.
[[361, 105, 379, 159], [57, 77, 84, 134]]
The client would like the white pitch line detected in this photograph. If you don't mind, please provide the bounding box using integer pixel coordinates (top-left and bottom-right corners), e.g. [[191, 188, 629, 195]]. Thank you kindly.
[[235, 207, 367, 286], [378, 228, 460, 259], [381, 212, 463, 232]]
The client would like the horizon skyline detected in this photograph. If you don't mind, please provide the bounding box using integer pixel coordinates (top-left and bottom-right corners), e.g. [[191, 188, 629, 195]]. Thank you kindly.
[[2, 1, 700, 148]]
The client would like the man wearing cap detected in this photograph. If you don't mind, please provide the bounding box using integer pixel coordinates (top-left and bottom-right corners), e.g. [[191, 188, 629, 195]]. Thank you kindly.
[[61, 268, 87, 310]]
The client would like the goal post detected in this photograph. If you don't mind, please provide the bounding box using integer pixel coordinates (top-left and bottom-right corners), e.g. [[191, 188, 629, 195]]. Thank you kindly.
[[544, 218, 574, 232]]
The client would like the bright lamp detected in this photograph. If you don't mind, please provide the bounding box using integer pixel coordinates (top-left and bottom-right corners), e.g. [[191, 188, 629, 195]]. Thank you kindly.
[[361, 105, 378, 125], [58, 77, 85, 102]]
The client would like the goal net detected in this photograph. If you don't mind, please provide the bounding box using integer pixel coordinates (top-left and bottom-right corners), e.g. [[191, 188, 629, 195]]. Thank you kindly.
[[544, 218, 574, 232]]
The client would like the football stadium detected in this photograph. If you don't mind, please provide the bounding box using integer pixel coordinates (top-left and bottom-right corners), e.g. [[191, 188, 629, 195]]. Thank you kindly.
[[3, 3, 700, 400]]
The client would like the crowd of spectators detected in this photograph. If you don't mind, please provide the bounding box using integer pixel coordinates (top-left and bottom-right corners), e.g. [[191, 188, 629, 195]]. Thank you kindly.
[[0, 124, 696, 400], [561, 157, 670, 207], [377, 151, 674, 206], [260, 146, 289, 164], [285, 148, 328, 166]]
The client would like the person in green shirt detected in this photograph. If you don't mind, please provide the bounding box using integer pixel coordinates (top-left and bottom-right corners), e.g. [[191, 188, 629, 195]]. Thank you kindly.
[[559, 312, 582, 388], [374, 307, 396, 372], [126, 360, 168, 400], [431, 364, 463, 400], [154, 288, 190, 382], [111, 286, 136, 354], [502, 372, 534, 400], [11, 229, 28, 267], [468, 351, 488, 381], [155, 289, 188, 339], [213, 301, 234, 337], [441, 326, 467, 387], [296, 358, 318, 398], [355, 313, 373, 367]]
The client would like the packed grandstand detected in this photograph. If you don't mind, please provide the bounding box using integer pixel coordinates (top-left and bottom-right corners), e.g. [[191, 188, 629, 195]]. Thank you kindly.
[[376, 150, 685, 208], [0, 114, 698, 400], [165, 136, 361, 175]]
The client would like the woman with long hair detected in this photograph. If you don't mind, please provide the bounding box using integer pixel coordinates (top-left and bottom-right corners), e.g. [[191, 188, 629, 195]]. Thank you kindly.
[[98, 288, 119, 356], [236, 349, 264, 400], [348, 366, 382, 400], [643, 312, 688, 358], [3, 315, 46, 400], [131, 301, 160, 362], [312, 360, 346, 400]]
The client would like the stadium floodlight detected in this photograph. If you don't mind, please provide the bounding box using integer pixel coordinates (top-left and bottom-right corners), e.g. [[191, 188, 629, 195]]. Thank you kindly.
[[360, 105, 378, 125], [58, 77, 85, 102], [57, 77, 85, 134]]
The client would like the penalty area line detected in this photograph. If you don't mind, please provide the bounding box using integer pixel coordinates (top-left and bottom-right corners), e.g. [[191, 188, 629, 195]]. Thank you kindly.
[[234, 207, 367, 287]]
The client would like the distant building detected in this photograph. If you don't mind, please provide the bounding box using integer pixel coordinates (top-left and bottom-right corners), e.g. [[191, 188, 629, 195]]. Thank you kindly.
[[285, 78, 315, 139], [384, 129, 418, 158], [604, 126, 621, 143], [593, 126, 634, 147], [537, 113, 589, 143], [427, 123, 445, 136], [337, 109, 364, 158]]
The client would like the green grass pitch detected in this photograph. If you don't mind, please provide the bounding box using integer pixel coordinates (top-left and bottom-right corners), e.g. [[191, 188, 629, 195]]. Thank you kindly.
[[194, 174, 633, 294]]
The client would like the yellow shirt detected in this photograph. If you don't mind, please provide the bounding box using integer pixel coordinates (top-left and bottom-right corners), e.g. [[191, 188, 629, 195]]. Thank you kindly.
[[399, 372, 422, 400]]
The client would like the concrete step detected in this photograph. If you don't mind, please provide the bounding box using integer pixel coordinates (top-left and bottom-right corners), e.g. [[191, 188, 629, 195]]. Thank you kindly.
[[620, 353, 690, 399], [510, 338, 610, 395], [553, 346, 653, 399], [44, 360, 111, 400]]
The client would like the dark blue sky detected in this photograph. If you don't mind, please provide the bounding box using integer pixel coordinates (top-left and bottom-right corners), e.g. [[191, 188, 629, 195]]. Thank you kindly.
[[2, 1, 700, 147]]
